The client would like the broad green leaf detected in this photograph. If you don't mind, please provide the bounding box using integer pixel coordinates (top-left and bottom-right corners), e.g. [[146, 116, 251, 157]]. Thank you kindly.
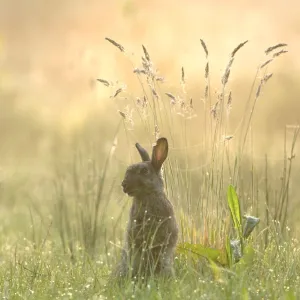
[[227, 185, 242, 238], [208, 258, 222, 281], [177, 242, 225, 264]]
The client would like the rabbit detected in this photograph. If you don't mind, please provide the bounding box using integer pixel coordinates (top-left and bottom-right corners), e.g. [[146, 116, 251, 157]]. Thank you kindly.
[[113, 137, 179, 282]]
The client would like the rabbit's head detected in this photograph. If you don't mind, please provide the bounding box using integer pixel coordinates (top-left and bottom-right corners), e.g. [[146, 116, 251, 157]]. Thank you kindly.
[[122, 138, 168, 197]]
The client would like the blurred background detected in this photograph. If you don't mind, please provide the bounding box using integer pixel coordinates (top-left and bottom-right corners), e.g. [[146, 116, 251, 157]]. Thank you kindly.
[[0, 0, 300, 161], [0, 0, 299, 237], [0, 0, 299, 150]]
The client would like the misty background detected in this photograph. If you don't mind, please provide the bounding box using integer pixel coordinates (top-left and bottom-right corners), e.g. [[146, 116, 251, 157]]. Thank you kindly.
[[0, 0, 299, 225]]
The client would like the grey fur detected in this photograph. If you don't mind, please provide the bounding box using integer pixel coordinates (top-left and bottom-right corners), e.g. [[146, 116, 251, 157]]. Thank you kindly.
[[113, 138, 178, 281]]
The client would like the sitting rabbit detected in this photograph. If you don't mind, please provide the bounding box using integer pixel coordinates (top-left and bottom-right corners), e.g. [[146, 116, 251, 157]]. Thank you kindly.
[[113, 137, 178, 281]]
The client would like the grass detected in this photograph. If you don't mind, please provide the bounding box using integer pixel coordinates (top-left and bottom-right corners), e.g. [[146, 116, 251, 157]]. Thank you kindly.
[[0, 38, 300, 299]]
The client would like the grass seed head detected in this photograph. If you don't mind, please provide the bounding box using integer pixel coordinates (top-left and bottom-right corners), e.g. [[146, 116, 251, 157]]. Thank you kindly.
[[165, 92, 176, 103], [204, 86, 208, 99], [200, 39, 208, 58], [222, 57, 234, 86], [205, 62, 209, 79], [112, 88, 123, 98], [272, 50, 288, 58], [97, 79, 110, 87], [133, 68, 147, 75], [263, 73, 273, 83], [260, 59, 273, 69], [231, 40, 248, 57], [181, 67, 185, 84], [227, 91, 232, 115], [265, 43, 288, 55], [211, 101, 219, 120], [156, 76, 164, 82], [105, 37, 125, 52], [142, 45, 151, 62], [151, 86, 159, 99]]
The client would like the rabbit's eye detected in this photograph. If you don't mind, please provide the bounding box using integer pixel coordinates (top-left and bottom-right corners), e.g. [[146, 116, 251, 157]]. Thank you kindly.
[[140, 167, 149, 175]]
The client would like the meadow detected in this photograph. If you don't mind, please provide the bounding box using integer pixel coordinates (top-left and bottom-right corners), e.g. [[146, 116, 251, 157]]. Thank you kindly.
[[1, 1, 300, 299]]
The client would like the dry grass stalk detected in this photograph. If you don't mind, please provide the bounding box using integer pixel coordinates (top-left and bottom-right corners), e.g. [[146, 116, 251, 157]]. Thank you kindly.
[[181, 67, 187, 94], [273, 50, 288, 58], [200, 39, 208, 58], [136, 96, 148, 108], [221, 41, 248, 87], [204, 86, 208, 99], [112, 88, 123, 98], [181, 67, 185, 84], [97, 79, 110, 87], [223, 135, 234, 141], [142, 45, 151, 61], [263, 73, 273, 83], [189, 98, 193, 109], [231, 40, 248, 57], [201, 39, 210, 105], [133, 68, 147, 75], [205, 62, 209, 79], [255, 75, 272, 98], [165, 92, 176, 105], [136, 97, 148, 119], [211, 101, 219, 120], [141, 56, 155, 80], [222, 69, 231, 86], [156, 76, 164, 82], [260, 59, 273, 69], [105, 37, 125, 52], [118, 110, 126, 119], [222, 57, 234, 85], [256, 82, 263, 98], [151, 86, 159, 99], [227, 91, 232, 115], [265, 43, 287, 55], [119, 106, 134, 127]]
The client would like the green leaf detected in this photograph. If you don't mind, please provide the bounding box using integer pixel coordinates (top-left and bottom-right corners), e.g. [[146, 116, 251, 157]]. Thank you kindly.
[[227, 185, 242, 238], [177, 243, 225, 264], [225, 236, 233, 267], [208, 258, 222, 281]]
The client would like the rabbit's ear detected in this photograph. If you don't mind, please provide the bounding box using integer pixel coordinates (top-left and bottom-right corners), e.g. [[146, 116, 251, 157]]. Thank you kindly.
[[135, 143, 151, 161], [151, 138, 168, 172]]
